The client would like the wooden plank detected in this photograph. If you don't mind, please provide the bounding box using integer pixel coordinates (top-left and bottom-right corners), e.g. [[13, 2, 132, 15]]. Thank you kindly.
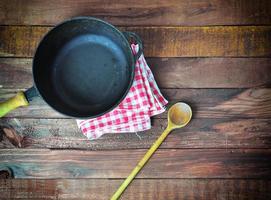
[[1, 118, 271, 149], [0, 0, 271, 26], [0, 179, 270, 200], [0, 26, 49, 57], [1, 58, 271, 89], [1, 26, 271, 57], [0, 58, 32, 89], [1, 88, 271, 119], [149, 58, 271, 88], [0, 149, 271, 178]]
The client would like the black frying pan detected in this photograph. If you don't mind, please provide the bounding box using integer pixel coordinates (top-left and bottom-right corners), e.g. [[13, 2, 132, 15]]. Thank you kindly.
[[0, 17, 142, 118]]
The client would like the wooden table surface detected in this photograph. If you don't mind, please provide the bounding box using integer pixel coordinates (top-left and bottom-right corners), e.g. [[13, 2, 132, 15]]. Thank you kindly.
[[0, 1, 271, 199]]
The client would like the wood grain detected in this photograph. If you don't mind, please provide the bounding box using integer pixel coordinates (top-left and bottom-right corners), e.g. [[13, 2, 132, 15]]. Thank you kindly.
[[149, 58, 271, 88], [0, 149, 271, 178], [0, 179, 270, 200], [0, 0, 271, 26], [1, 118, 271, 149], [1, 58, 271, 89], [0, 1, 270, 199], [1, 88, 271, 119], [1, 26, 271, 57], [0, 58, 32, 89]]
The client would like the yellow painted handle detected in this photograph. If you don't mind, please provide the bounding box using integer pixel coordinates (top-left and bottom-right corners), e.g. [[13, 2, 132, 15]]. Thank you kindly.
[[0, 92, 29, 118], [111, 126, 172, 200]]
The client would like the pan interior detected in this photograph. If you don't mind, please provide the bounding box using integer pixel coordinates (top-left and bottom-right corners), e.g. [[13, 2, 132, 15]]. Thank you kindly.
[[50, 34, 129, 116], [33, 18, 134, 118]]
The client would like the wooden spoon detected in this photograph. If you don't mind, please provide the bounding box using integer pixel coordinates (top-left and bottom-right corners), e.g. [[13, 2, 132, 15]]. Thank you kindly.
[[111, 102, 192, 200]]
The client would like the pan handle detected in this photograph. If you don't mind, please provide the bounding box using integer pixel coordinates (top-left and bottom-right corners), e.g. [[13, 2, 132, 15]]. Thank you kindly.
[[122, 31, 143, 60], [0, 92, 29, 118]]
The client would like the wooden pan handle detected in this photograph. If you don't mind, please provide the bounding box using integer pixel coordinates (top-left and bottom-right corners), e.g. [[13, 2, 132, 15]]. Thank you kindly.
[[0, 92, 29, 118]]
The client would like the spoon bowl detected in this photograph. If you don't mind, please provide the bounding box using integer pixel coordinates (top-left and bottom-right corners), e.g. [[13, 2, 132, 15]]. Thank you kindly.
[[168, 102, 192, 129]]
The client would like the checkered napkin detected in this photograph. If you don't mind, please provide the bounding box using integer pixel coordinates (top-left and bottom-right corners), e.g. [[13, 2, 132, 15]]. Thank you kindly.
[[76, 44, 168, 140]]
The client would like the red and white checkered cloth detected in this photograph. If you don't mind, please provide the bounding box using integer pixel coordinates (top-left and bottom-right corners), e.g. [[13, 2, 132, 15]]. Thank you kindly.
[[77, 44, 168, 140]]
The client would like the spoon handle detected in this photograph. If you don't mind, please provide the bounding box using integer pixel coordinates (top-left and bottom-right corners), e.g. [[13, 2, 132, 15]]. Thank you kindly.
[[111, 126, 172, 200]]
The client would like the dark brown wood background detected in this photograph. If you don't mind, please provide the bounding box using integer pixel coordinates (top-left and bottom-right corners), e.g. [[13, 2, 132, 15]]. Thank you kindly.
[[0, 0, 271, 199]]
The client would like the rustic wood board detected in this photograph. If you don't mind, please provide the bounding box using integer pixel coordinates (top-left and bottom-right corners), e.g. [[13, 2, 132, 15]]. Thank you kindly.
[[0, 0, 270, 199], [1, 179, 271, 200], [1, 58, 271, 89], [1, 118, 271, 149], [1, 88, 271, 119], [1, 26, 271, 57], [0, 149, 271, 178], [0, 0, 271, 26]]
